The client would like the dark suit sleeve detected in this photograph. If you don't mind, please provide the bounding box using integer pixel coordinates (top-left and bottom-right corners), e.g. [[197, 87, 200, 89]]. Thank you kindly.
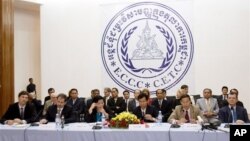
[[152, 106, 158, 118], [105, 106, 115, 120], [1, 104, 14, 122], [85, 110, 96, 123], [63, 106, 75, 124], [242, 108, 249, 123], [218, 108, 227, 123], [116, 99, 126, 113], [25, 104, 37, 123], [107, 99, 116, 112]]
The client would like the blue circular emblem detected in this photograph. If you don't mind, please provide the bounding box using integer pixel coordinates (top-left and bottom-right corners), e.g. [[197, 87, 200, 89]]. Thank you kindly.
[[101, 2, 194, 93]]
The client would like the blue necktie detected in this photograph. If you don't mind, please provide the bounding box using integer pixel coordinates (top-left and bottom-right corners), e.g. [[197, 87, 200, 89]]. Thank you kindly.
[[231, 107, 237, 123]]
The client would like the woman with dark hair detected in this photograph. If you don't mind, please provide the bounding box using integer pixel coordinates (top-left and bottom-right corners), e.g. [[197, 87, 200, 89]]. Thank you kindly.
[[85, 96, 114, 123]]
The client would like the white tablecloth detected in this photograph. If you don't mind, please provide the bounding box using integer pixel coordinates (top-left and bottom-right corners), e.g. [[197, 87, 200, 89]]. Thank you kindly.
[[0, 123, 229, 141]]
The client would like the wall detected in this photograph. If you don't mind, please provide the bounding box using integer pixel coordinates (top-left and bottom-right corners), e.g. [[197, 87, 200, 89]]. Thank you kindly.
[[17, 0, 248, 112], [14, 1, 41, 101]]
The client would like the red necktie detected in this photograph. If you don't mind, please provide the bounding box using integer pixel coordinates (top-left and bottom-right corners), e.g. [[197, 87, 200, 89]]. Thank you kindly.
[[185, 110, 190, 122]]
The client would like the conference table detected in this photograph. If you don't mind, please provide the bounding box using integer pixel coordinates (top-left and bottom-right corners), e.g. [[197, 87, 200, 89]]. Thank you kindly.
[[0, 123, 229, 141]]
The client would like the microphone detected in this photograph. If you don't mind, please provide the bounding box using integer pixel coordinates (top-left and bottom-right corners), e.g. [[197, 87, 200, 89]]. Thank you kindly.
[[224, 108, 232, 128], [170, 119, 180, 128], [197, 116, 207, 131], [30, 109, 43, 126]]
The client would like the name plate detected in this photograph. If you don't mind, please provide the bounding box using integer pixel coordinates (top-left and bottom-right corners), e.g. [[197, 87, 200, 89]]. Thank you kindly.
[[129, 124, 146, 129]]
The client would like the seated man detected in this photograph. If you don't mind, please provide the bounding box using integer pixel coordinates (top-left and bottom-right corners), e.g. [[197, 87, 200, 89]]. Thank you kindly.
[[1, 91, 37, 125], [218, 93, 249, 124], [219, 88, 244, 108], [107, 88, 126, 115], [128, 89, 141, 112], [42, 92, 57, 116], [168, 95, 206, 124], [85, 95, 114, 123], [66, 88, 85, 121], [40, 93, 75, 124], [196, 88, 219, 123], [133, 93, 158, 122], [151, 89, 172, 122], [217, 86, 229, 108]]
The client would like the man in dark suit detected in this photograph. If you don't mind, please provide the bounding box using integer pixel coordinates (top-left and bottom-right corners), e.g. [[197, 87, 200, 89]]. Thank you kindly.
[[123, 90, 131, 112], [133, 93, 158, 122], [67, 88, 85, 122], [217, 86, 229, 108], [151, 89, 172, 122], [107, 88, 126, 115], [1, 91, 37, 125], [86, 89, 100, 109], [218, 93, 249, 124], [40, 93, 75, 124], [219, 88, 244, 108]]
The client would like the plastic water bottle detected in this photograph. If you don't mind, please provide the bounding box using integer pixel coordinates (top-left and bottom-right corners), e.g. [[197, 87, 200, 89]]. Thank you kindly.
[[101, 113, 106, 127], [61, 115, 65, 129], [55, 113, 61, 129], [157, 111, 163, 125]]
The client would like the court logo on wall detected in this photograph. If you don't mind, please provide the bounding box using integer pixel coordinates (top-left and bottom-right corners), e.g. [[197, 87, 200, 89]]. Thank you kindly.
[[101, 2, 194, 93]]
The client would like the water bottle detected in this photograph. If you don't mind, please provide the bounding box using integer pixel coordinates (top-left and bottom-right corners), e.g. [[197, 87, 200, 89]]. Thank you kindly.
[[157, 111, 163, 125], [101, 113, 106, 127], [61, 115, 65, 129], [55, 113, 61, 129]]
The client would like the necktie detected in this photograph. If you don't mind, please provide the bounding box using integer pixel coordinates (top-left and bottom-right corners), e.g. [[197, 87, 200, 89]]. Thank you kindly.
[[20, 107, 24, 119], [206, 99, 211, 112], [159, 100, 162, 108], [142, 110, 145, 117], [231, 107, 237, 123], [185, 110, 190, 122]]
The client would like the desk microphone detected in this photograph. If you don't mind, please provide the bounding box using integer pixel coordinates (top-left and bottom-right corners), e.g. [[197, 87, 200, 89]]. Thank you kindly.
[[30, 109, 43, 126], [170, 120, 180, 128], [197, 116, 207, 131]]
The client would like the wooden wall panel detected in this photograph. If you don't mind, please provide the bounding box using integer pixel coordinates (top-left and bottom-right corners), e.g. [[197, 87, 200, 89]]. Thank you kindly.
[[0, 0, 14, 117]]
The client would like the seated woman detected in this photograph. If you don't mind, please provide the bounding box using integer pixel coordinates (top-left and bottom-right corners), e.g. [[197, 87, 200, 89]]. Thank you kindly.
[[85, 95, 114, 123], [142, 88, 152, 105]]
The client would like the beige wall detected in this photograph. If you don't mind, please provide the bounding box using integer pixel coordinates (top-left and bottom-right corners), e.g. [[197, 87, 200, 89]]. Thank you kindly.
[[14, 1, 41, 101]]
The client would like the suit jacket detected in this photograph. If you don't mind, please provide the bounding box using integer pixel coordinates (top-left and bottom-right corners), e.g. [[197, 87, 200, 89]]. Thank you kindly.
[[133, 105, 158, 122], [151, 99, 172, 122], [104, 96, 111, 106], [196, 98, 219, 115], [85, 106, 114, 123], [107, 97, 126, 114], [216, 95, 244, 108], [29, 99, 43, 115], [86, 98, 93, 109], [218, 106, 249, 123], [167, 105, 206, 123], [44, 96, 50, 104], [67, 98, 85, 114], [128, 99, 137, 112], [45, 105, 75, 123], [43, 100, 54, 116], [1, 102, 37, 123]]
